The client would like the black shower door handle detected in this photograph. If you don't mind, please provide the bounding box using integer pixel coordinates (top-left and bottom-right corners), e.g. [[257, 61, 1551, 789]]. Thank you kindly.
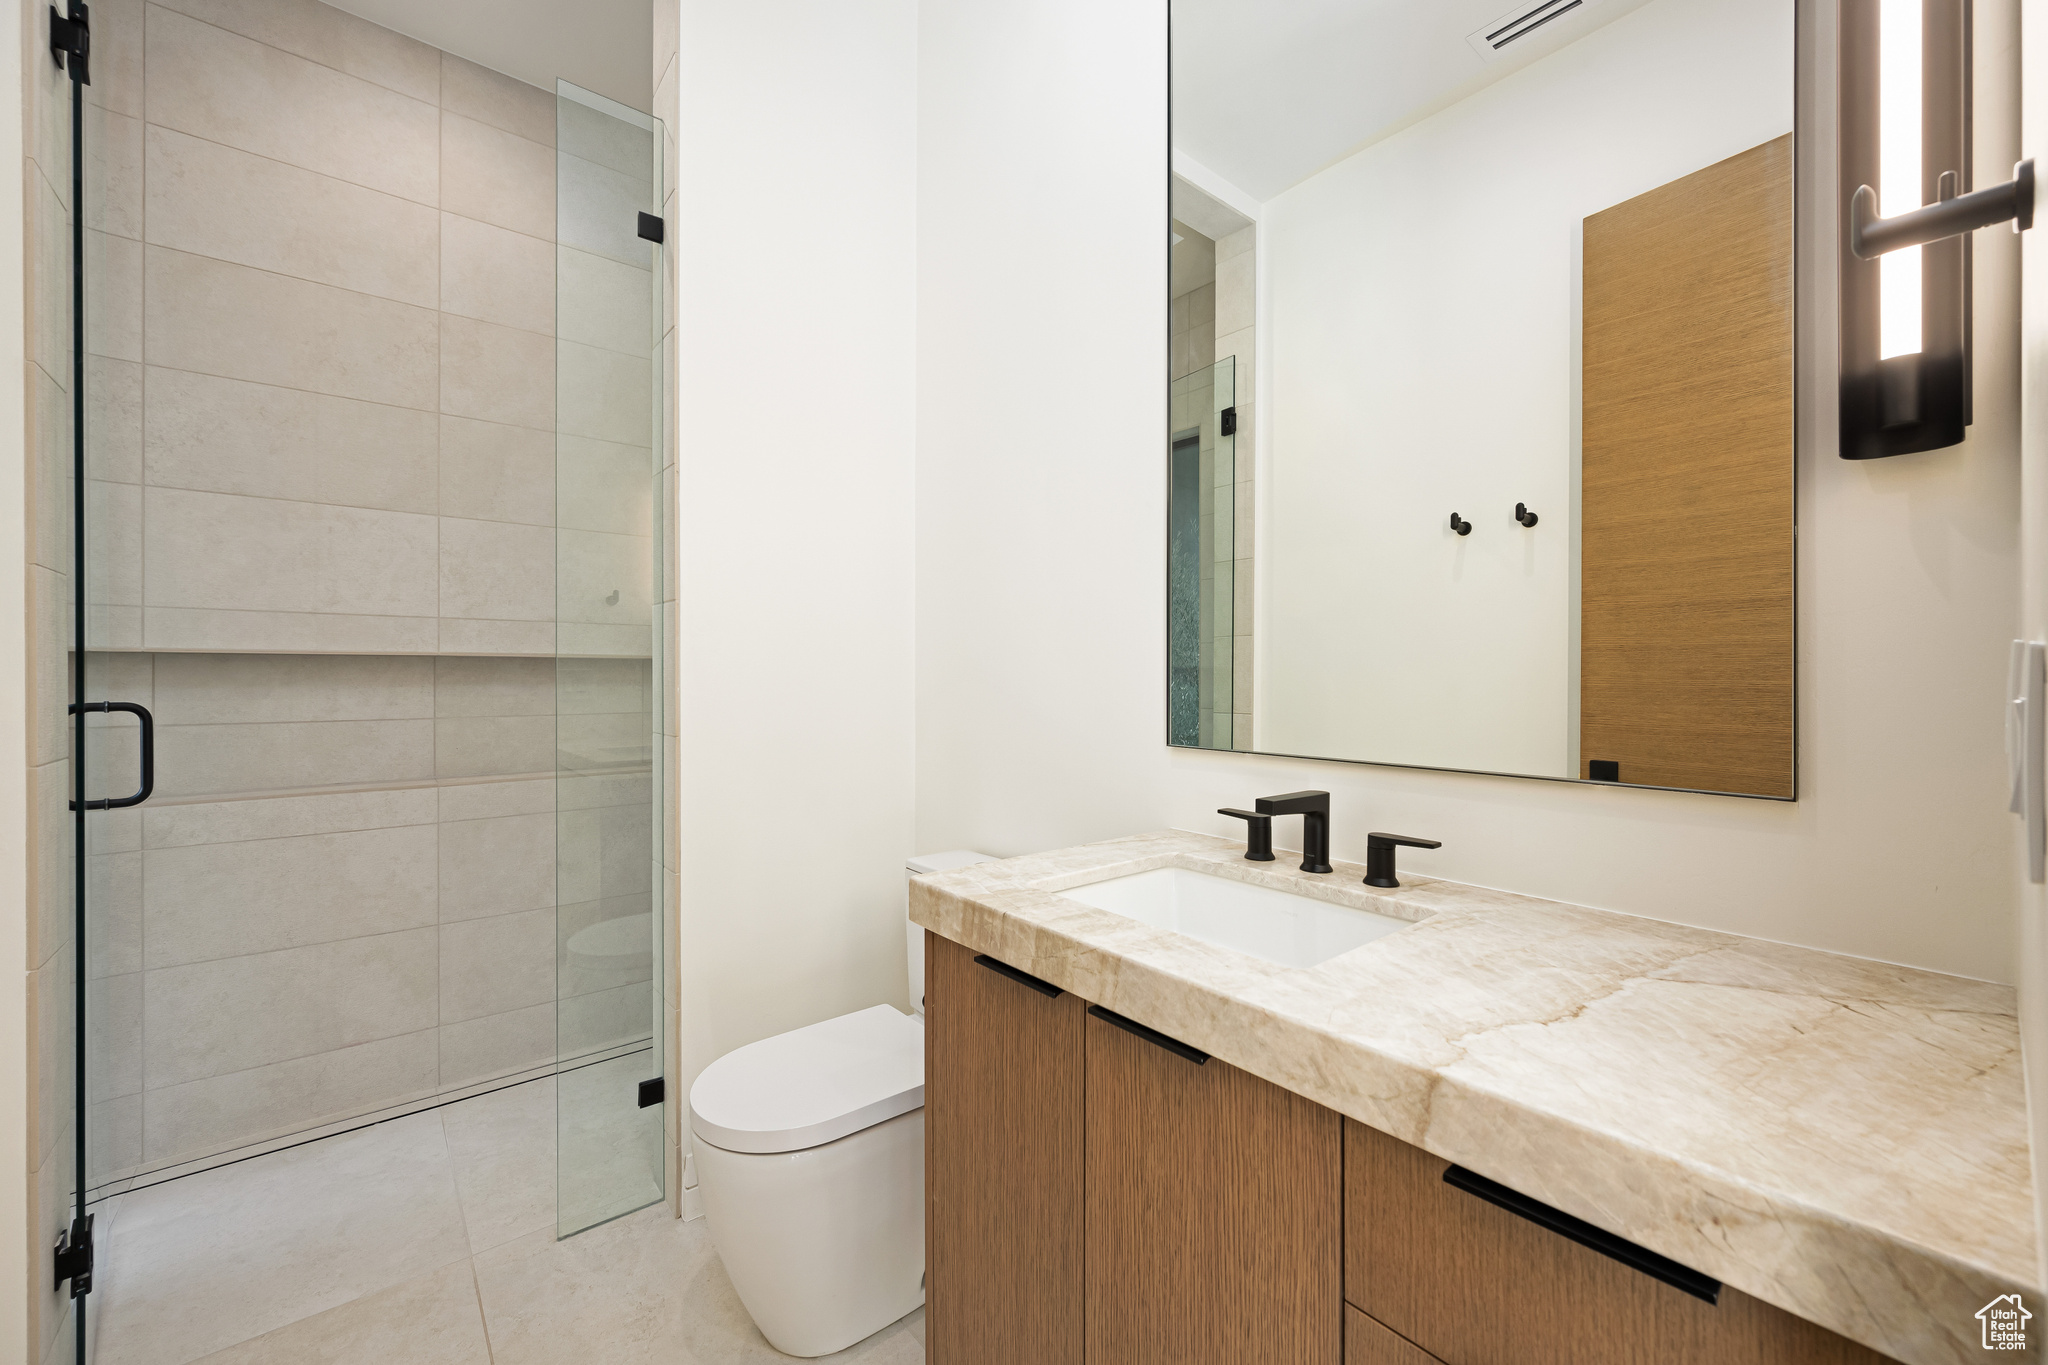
[[70, 701, 153, 810]]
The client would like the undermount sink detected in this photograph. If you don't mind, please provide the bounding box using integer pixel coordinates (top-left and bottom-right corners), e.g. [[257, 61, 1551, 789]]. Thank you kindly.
[[1055, 865, 1413, 968]]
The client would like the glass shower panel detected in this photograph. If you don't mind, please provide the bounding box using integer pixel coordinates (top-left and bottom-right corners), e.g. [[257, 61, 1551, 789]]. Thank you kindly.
[[1166, 356, 1235, 750], [554, 81, 666, 1237]]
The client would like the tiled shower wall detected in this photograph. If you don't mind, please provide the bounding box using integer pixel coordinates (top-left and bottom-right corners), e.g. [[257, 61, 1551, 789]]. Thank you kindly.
[[65, 2, 656, 1180], [82, 653, 653, 1182], [20, 0, 664, 1355], [82, 0, 654, 654]]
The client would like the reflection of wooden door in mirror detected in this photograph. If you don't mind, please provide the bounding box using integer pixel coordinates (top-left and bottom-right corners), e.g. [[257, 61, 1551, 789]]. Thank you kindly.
[[1580, 135, 1794, 798]]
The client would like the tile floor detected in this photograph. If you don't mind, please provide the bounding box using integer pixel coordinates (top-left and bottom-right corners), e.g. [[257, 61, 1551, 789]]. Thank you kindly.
[[82, 1077, 925, 1365]]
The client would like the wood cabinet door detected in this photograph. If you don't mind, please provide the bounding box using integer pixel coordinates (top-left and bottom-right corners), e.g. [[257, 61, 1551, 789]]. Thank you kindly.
[[1347, 1305, 1447, 1365], [1086, 1008, 1341, 1365], [1344, 1119, 1897, 1364], [924, 933, 1085, 1365]]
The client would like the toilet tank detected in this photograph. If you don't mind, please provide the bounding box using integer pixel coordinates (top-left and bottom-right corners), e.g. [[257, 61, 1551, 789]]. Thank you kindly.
[[905, 850, 998, 1014]]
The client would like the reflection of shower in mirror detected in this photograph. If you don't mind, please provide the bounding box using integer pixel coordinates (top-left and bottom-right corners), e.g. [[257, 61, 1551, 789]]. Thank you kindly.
[[1168, 0, 1794, 798]]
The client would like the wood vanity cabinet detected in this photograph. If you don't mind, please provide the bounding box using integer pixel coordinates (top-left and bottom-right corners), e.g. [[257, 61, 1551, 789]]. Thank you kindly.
[[1343, 1119, 1896, 1365], [1085, 1006, 1342, 1364], [925, 930, 1897, 1365], [924, 932, 1086, 1365]]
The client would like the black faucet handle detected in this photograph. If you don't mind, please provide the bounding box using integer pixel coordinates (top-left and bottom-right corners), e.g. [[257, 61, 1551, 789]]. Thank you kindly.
[[1217, 808, 1276, 862], [1363, 832, 1442, 889]]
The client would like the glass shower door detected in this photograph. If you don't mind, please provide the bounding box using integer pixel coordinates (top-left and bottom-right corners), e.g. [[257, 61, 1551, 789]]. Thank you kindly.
[[552, 81, 667, 1236]]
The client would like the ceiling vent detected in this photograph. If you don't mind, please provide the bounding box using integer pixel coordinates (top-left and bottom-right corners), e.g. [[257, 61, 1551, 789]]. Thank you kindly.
[[1465, 0, 1599, 62]]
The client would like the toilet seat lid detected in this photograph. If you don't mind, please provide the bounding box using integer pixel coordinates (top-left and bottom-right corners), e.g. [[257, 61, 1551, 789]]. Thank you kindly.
[[689, 1005, 924, 1155]]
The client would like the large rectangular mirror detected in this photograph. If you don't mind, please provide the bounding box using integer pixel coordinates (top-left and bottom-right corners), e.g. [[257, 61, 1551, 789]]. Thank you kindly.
[[1169, 0, 1797, 798]]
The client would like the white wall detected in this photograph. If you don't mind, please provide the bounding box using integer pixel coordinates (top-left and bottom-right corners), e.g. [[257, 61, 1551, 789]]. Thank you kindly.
[[672, 0, 918, 1089], [1257, 0, 1793, 777], [918, 0, 2025, 986]]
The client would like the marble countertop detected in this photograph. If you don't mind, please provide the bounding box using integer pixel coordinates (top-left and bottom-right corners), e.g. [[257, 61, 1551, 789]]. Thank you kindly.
[[909, 830, 2034, 1365]]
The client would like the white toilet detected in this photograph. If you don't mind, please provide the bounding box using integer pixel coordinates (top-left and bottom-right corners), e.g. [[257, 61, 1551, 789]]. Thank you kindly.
[[689, 849, 996, 1357]]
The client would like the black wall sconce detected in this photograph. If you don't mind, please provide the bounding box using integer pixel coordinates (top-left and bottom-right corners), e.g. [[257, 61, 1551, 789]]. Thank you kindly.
[[1839, 0, 2032, 459]]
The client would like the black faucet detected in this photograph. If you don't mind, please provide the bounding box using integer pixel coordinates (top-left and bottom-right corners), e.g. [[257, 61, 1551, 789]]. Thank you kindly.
[[1216, 808, 1275, 861], [1254, 791, 1332, 873], [1363, 833, 1442, 888]]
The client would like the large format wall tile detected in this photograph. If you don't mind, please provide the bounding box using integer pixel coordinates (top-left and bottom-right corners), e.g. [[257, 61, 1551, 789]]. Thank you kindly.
[[89, 356, 144, 484], [434, 655, 554, 717], [441, 113, 554, 240], [439, 313, 554, 430], [440, 909, 555, 1025], [146, 367, 437, 512], [438, 416, 554, 527], [87, 0, 145, 118], [442, 212, 552, 335], [143, 928, 438, 1088], [435, 715, 555, 781], [144, 784, 436, 849], [143, 486, 437, 617], [438, 813, 555, 921], [558, 99, 653, 181], [143, 606, 439, 654], [557, 152, 652, 268], [88, 107, 145, 240], [438, 517, 554, 622], [439, 776, 554, 823], [556, 435, 652, 536], [556, 657, 650, 716], [144, 247, 439, 410], [152, 0, 441, 103], [145, 824, 438, 967], [557, 340, 652, 445], [152, 651, 433, 724], [441, 52, 555, 146], [557, 527, 652, 629], [139, 1029, 439, 1167], [88, 479, 142, 613], [146, 5, 438, 204], [439, 1003, 554, 1089], [156, 717, 436, 796], [555, 247, 652, 356], [438, 618, 555, 656], [145, 126, 438, 307], [88, 973, 144, 1102], [87, 229, 144, 362]]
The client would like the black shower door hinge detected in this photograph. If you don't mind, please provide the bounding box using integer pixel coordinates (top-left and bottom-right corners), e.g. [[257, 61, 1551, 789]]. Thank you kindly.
[[638, 1077, 664, 1108], [637, 211, 665, 244], [1220, 406, 1237, 436], [50, 2, 89, 85], [54, 1213, 93, 1298]]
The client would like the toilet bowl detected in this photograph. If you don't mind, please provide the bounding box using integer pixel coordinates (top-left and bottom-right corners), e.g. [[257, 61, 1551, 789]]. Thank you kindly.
[[690, 849, 998, 1356], [689, 1005, 927, 1357]]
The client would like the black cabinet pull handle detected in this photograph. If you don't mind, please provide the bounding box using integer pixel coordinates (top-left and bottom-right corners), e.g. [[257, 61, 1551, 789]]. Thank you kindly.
[[1443, 1165, 1720, 1304], [1087, 1005, 1209, 1064], [70, 701, 153, 811], [973, 954, 1062, 998]]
